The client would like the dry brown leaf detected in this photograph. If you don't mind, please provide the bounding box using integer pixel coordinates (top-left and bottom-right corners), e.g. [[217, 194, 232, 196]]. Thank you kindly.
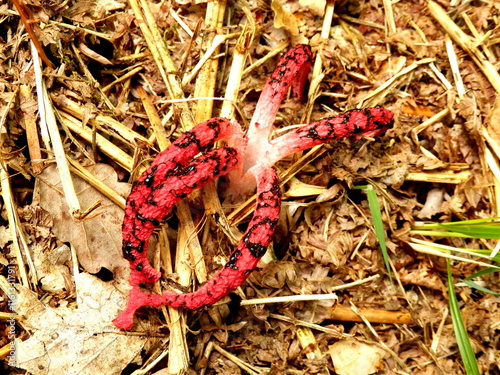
[[14, 273, 145, 375], [271, 0, 299, 36], [37, 164, 130, 282], [399, 263, 446, 291], [33, 243, 73, 294], [488, 96, 500, 140]]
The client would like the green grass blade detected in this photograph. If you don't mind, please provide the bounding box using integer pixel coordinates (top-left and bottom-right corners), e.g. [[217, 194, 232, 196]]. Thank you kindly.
[[464, 267, 499, 279], [412, 217, 500, 239], [438, 217, 500, 225], [365, 185, 393, 285], [447, 260, 481, 375], [462, 267, 500, 296], [409, 230, 474, 238], [462, 279, 500, 297], [462, 249, 500, 263], [437, 223, 500, 239]]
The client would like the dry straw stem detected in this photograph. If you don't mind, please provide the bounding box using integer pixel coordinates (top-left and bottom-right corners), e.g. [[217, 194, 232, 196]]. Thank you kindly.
[[242, 40, 289, 78], [297, 326, 324, 361], [51, 19, 113, 40], [339, 14, 385, 30], [482, 126, 500, 160], [0, 340, 15, 360], [20, 85, 44, 174], [191, 13, 228, 120], [67, 159, 126, 210], [55, 96, 151, 146], [410, 108, 449, 143], [430, 307, 449, 354], [485, 146, 500, 187], [408, 238, 500, 269], [102, 65, 143, 93], [461, 11, 494, 60], [33, 45, 84, 219], [269, 313, 349, 337], [482, 127, 500, 215], [0, 338, 21, 362], [429, 62, 453, 91], [241, 293, 340, 306], [129, 0, 195, 131], [0, 311, 21, 320], [58, 111, 134, 171], [136, 86, 169, 148], [382, 0, 396, 35], [406, 170, 472, 184], [130, 347, 169, 375], [0, 163, 34, 288], [484, 147, 500, 216], [181, 32, 239, 89], [445, 35, 466, 98], [308, 0, 335, 101], [428, 0, 500, 94], [329, 305, 412, 325], [196, 341, 215, 375], [220, 27, 254, 119], [213, 343, 263, 375], [360, 57, 436, 108], [169, 7, 194, 37]]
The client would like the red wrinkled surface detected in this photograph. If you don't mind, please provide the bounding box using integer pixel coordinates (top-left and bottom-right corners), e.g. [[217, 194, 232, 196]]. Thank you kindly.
[[114, 45, 393, 330], [121, 118, 242, 286], [243, 44, 313, 173], [114, 165, 280, 330], [264, 107, 393, 166]]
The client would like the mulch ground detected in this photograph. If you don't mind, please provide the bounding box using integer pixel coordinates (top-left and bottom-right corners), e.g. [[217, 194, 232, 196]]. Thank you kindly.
[[1, 0, 499, 374]]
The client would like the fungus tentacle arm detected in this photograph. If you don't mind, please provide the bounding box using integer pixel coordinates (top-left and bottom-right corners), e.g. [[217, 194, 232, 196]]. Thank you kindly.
[[114, 165, 280, 330], [237, 44, 313, 185], [263, 107, 394, 167], [246, 44, 312, 140], [122, 118, 243, 285]]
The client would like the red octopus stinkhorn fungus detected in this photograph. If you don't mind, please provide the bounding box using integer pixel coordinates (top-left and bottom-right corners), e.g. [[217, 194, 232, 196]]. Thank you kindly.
[[113, 44, 394, 330]]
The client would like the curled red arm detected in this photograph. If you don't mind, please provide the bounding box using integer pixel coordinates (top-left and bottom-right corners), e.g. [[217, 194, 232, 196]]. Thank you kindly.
[[122, 118, 243, 285], [114, 165, 280, 330]]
